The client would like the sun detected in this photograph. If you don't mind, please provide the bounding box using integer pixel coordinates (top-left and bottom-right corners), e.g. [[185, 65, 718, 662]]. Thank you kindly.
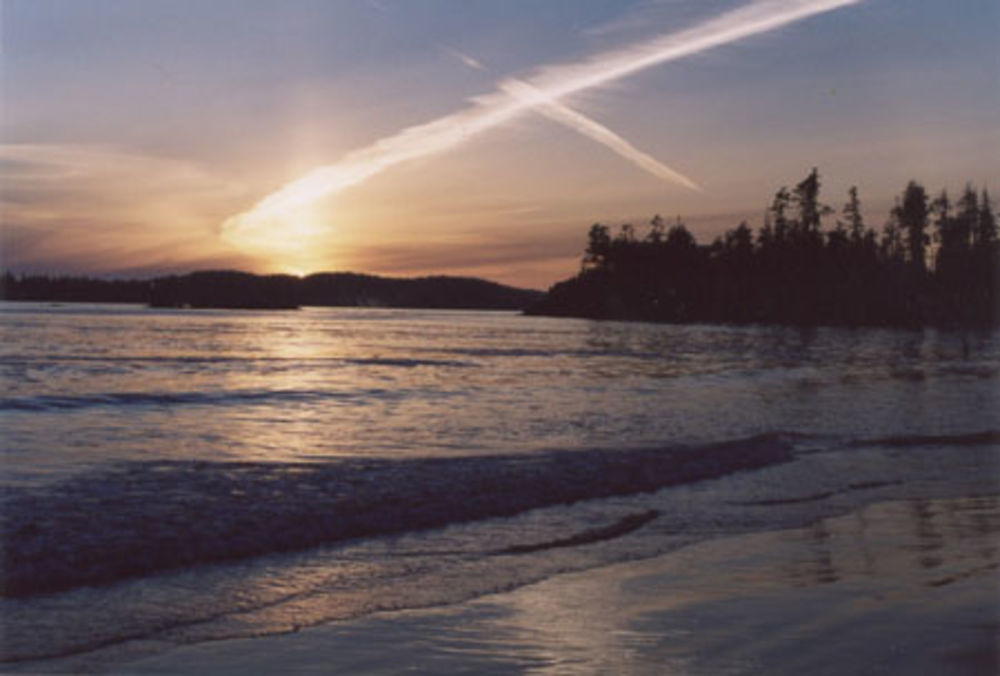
[[280, 266, 309, 278], [221, 204, 335, 274]]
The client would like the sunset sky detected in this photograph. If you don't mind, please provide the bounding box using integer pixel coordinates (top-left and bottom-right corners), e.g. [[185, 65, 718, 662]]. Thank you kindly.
[[2, 0, 998, 289]]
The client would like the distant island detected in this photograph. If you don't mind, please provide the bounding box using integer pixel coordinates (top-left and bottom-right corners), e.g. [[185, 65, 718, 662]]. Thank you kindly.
[[0, 270, 542, 311], [527, 170, 998, 328]]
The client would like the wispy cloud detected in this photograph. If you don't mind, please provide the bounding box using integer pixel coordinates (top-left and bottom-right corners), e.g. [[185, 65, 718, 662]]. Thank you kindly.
[[581, 0, 690, 38], [1, 144, 248, 273], [222, 0, 861, 264], [348, 226, 580, 288], [438, 43, 488, 71]]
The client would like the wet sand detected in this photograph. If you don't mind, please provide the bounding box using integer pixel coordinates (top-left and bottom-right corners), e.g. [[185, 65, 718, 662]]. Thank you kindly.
[[111, 495, 999, 675]]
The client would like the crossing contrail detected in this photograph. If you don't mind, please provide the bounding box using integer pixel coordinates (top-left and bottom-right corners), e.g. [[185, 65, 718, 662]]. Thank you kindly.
[[222, 0, 860, 256], [501, 78, 702, 192], [440, 46, 701, 192]]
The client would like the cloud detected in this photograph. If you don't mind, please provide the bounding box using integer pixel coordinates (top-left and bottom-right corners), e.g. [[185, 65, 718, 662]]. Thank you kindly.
[[438, 43, 488, 72], [222, 0, 862, 267], [1, 144, 249, 273], [347, 225, 581, 285]]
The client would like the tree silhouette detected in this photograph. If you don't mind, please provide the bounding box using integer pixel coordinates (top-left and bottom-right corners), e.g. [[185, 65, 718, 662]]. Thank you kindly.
[[528, 170, 998, 327], [583, 223, 612, 271], [976, 189, 998, 248], [896, 181, 930, 274], [843, 186, 865, 245]]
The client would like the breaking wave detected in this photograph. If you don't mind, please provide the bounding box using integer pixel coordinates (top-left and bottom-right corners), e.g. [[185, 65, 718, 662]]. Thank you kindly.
[[1, 434, 792, 598]]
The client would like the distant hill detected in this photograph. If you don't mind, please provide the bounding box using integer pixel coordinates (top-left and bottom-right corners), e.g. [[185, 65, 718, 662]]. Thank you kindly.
[[1, 270, 543, 311], [148, 271, 300, 309], [298, 273, 542, 310]]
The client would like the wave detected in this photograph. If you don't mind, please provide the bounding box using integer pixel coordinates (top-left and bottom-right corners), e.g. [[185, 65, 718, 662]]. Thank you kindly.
[[0, 435, 792, 598], [343, 357, 476, 368], [852, 430, 1000, 448], [736, 491, 836, 507], [497, 510, 660, 555], [1, 355, 477, 369], [0, 386, 440, 412]]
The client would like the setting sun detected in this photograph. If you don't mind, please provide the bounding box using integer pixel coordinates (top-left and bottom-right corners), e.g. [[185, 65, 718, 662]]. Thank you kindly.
[[221, 203, 336, 275]]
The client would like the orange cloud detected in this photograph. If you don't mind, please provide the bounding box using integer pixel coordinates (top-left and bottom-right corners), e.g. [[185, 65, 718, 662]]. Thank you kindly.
[[1, 144, 251, 274]]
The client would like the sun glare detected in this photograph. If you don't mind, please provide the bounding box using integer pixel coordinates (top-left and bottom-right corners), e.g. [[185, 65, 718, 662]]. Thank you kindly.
[[281, 266, 309, 278], [221, 203, 335, 274]]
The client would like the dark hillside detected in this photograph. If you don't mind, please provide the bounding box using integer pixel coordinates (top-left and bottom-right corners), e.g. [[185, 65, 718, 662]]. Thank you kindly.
[[2, 271, 543, 311]]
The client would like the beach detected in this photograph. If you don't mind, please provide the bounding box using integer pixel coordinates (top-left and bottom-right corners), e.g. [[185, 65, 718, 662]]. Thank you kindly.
[[23, 494, 984, 674], [3, 304, 998, 674]]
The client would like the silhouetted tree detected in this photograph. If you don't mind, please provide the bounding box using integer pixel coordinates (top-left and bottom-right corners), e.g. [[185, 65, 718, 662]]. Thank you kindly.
[[769, 187, 792, 245], [723, 222, 755, 262], [880, 205, 905, 265], [971, 189, 999, 324], [583, 224, 612, 271], [955, 185, 978, 249], [976, 188, 998, 249], [791, 167, 832, 247], [645, 214, 666, 244], [895, 181, 930, 273], [527, 170, 996, 327], [665, 219, 695, 250], [844, 186, 865, 245], [933, 189, 964, 282]]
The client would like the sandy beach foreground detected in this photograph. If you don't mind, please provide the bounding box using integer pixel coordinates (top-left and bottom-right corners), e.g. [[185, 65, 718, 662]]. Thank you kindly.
[[97, 495, 999, 675]]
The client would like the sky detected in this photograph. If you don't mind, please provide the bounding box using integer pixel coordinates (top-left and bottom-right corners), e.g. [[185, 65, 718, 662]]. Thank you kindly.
[[2, 0, 998, 289]]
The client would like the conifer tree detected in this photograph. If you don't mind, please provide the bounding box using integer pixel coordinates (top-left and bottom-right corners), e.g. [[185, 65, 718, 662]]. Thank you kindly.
[[976, 189, 997, 248], [843, 186, 865, 244], [895, 181, 929, 273]]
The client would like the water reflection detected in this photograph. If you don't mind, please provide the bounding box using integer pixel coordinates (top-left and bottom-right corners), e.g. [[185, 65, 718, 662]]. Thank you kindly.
[[5, 306, 999, 481], [462, 496, 999, 673], [777, 497, 998, 588]]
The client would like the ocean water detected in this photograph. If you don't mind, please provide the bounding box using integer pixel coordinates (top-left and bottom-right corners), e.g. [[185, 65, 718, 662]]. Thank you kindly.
[[1, 302, 998, 669]]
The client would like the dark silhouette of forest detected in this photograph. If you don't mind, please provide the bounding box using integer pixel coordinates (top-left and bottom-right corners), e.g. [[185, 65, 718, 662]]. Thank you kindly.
[[1, 270, 542, 311], [528, 170, 998, 327]]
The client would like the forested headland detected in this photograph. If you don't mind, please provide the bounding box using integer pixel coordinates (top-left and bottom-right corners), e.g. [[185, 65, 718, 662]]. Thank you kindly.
[[0, 270, 542, 311], [527, 170, 998, 328]]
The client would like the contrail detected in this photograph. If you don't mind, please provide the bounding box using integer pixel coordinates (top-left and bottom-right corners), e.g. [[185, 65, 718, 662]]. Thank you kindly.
[[439, 45, 700, 191], [501, 79, 702, 192], [223, 0, 860, 254]]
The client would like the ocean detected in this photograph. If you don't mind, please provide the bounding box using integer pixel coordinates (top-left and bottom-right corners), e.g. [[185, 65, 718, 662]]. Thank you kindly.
[[1, 302, 998, 669]]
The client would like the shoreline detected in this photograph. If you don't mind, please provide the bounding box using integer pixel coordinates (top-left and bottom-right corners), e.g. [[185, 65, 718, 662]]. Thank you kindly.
[[26, 493, 993, 675]]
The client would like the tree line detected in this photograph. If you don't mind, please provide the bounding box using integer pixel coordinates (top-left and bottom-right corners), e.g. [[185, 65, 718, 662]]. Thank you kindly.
[[527, 169, 998, 327]]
